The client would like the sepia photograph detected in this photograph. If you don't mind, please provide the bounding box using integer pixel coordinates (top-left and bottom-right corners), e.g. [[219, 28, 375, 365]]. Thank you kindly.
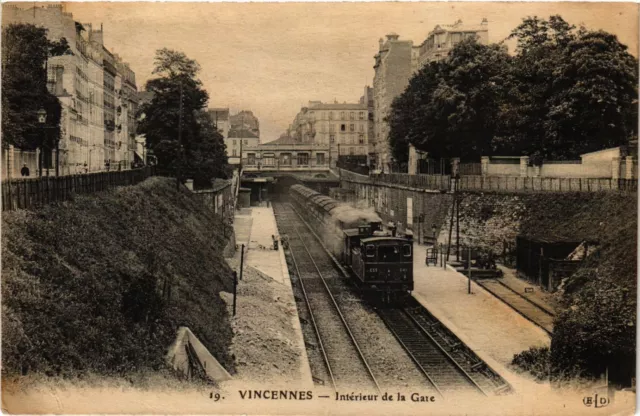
[[0, 1, 638, 415]]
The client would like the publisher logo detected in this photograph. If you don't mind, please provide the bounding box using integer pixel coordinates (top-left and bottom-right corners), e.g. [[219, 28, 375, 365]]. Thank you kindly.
[[583, 393, 610, 408]]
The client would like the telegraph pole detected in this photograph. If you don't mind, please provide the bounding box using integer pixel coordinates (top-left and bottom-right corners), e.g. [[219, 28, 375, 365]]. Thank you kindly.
[[176, 81, 183, 190]]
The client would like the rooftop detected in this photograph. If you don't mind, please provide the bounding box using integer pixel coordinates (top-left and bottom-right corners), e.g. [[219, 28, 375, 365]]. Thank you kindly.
[[308, 102, 367, 110], [228, 128, 259, 139]]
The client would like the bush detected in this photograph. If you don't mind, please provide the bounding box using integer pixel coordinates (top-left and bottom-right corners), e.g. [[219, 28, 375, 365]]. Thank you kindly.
[[512, 346, 551, 381]]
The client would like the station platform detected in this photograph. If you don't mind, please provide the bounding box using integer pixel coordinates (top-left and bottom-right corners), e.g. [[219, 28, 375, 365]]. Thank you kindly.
[[242, 207, 287, 284], [411, 243, 551, 389]]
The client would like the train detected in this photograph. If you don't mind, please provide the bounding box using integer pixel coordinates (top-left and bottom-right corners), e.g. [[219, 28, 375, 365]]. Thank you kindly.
[[289, 184, 413, 299]]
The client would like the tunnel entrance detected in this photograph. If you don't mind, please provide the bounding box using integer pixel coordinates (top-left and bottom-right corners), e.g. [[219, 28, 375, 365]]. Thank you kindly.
[[268, 175, 302, 202], [241, 174, 340, 204]]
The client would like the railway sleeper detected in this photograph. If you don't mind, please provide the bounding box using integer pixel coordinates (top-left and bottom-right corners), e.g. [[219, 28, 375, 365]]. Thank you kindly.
[[470, 361, 485, 372]]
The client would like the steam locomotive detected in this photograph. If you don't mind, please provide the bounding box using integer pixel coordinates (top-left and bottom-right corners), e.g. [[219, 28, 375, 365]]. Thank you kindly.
[[289, 184, 413, 299]]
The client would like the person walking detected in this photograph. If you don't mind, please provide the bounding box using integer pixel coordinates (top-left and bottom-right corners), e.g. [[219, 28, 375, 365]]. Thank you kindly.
[[20, 164, 30, 177]]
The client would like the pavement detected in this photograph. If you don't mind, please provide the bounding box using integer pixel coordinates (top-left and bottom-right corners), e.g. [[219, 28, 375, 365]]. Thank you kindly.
[[411, 243, 551, 389], [243, 207, 286, 284]]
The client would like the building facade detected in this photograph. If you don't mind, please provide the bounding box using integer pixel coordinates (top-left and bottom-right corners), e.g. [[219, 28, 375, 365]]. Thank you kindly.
[[287, 98, 371, 165], [208, 108, 230, 138], [372, 33, 414, 172], [415, 19, 489, 70], [370, 21, 489, 173], [224, 110, 260, 164], [415, 19, 489, 71], [3, 4, 137, 176], [241, 140, 331, 172]]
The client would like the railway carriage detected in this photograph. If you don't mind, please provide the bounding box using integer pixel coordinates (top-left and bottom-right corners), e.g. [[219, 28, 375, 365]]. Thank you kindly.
[[289, 184, 413, 299]]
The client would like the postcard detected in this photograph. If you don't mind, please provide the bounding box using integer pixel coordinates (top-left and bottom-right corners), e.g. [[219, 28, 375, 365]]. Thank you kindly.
[[1, 2, 637, 415]]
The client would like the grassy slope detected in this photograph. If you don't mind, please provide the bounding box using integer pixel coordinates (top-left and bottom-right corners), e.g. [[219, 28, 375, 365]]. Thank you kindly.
[[509, 192, 636, 384], [2, 177, 235, 378]]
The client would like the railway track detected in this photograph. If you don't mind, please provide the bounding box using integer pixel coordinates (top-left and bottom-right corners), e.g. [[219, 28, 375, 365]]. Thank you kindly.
[[274, 201, 510, 398], [377, 307, 487, 396], [274, 203, 380, 392], [476, 279, 555, 335], [398, 300, 512, 395]]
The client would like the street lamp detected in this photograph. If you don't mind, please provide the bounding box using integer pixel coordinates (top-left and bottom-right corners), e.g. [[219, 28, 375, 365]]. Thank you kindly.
[[37, 107, 59, 177], [37, 108, 47, 124]]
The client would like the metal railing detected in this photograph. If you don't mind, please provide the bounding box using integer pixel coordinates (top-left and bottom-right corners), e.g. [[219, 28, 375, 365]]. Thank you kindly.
[[338, 168, 638, 193]]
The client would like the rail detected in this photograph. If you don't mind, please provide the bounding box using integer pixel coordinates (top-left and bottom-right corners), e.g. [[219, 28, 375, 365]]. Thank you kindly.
[[284, 225, 337, 389], [290, 212, 381, 392], [378, 308, 486, 397]]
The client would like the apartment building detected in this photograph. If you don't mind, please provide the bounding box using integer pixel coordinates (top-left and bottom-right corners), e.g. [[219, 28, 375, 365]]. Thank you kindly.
[[3, 4, 137, 175]]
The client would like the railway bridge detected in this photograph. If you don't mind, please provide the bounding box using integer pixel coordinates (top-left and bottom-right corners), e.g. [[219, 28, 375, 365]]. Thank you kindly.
[[240, 169, 339, 205]]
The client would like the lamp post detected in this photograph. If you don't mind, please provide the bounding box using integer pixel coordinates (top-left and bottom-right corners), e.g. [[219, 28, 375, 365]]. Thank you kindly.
[[37, 107, 59, 177]]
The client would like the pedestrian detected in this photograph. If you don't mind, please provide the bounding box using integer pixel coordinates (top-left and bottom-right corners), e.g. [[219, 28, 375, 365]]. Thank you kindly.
[[20, 164, 30, 177]]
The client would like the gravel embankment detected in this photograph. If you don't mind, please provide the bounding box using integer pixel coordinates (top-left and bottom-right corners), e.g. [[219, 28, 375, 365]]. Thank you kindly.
[[221, 257, 304, 384]]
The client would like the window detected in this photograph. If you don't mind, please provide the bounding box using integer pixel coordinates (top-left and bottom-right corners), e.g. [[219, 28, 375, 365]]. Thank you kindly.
[[329, 124, 335, 132], [233, 140, 237, 146], [280, 153, 292, 166], [403, 244, 412, 257], [359, 112, 364, 120], [359, 124, 364, 132], [340, 112, 345, 120], [263, 154, 275, 166], [248, 153, 256, 165], [244, 139, 248, 145], [378, 245, 400, 262], [298, 153, 309, 166], [349, 124, 355, 132], [330, 134, 336, 143], [349, 147, 355, 155], [328, 112, 333, 120], [340, 124, 346, 132], [365, 244, 376, 258], [232, 149, 237, 156], [358, 134, 365, 144], [350, 112, 355, 120], [316, 153, 325, 165]]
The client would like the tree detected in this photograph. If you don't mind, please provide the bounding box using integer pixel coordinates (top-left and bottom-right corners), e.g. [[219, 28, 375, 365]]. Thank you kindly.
[[500, 16, 638, 163], [1, 24, 68, 151], [545, 30, 638, 157], [387, 38, 510, 162], [389, 16, 638, 166], [137, 48, 228, 187]]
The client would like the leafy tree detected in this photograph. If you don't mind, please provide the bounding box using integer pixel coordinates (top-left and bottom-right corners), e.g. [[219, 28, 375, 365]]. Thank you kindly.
[[388, 38, 510, 162], [500, 16, 637, 163], [545, 30, 638, 158], [137, 48, 228, 187], [1, 24, 68, 151], [389, 15, 638, 167]]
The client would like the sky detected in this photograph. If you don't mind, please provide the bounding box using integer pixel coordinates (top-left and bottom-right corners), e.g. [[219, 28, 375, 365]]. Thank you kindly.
[[33, 2, 640, 142]]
